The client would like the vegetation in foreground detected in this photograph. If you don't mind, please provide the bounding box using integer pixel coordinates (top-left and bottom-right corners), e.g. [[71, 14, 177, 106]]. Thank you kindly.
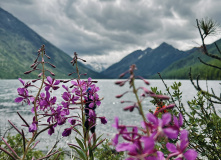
[[0, 18, 220, 160]]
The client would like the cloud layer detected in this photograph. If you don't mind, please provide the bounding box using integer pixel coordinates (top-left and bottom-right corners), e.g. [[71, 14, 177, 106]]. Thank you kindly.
[[1, 0, 221, 66]]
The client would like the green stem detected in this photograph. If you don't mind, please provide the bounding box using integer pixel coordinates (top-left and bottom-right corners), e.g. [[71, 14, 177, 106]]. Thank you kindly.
[[75, 58, 89, 160], [131, 76, 149, 136], [22, 50, 45, 160]]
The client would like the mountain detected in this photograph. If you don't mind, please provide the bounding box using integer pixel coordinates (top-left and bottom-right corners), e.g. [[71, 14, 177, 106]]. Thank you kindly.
[[153, 39, 221, 79], [0, 7, 106, 79], [102, 43, 189, 78], [101, 49, 148, 78], [85, 62, 108, 72]]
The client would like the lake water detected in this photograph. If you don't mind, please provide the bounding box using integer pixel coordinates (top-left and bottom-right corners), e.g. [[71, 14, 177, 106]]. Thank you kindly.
[[0, 79, 220, 151]]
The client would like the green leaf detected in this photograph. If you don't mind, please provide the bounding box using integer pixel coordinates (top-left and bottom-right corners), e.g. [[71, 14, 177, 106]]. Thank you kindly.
[[73, 127, 83, 137], [72, 147, 87, 160], [75, 137, 85, 151], [92, 134, 104, 149]]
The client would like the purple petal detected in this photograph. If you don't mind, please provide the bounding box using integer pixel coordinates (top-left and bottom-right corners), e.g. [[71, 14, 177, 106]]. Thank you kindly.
[[15, 97, 24, 103], [173, 116, 179, 127], [30, 97, 35, 103], [147, 113, 158, 125], [18, 78, 25, 86], [54, 80, 60, 85], [50, 97, 57, 104], [184, 149, 197, 160], [47, 76, 53, 84], [166, 143, 178, 153], [62, 92, 70, 101], [180, 130, 189, 142], [163, 127, 179, 139], [157, 151, 165, 160], [180, 140, 189, 152], [46, 91, 50, 99], [142, 137, 155, 152], [31, 107, 35, 113], [96, 100, 101, 106], [40, 92, 45, 98], [17, 88, 24, 95], [162, 113, 171, 126], [116, 143, 132, 152], [45, 86, 50, 91], [29, 123, 37, 132], [48, 127, 54, 135], [89, 102, 95, 108], [71, 81, 78, 86], [112, 117, 119, 129], [178, 113, 183, 127], [62, 85, 69, 91], [112, 134, 119, 146]]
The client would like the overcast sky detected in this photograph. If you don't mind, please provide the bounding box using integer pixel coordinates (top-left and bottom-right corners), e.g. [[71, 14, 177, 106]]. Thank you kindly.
[[1, 0, 221, 67]]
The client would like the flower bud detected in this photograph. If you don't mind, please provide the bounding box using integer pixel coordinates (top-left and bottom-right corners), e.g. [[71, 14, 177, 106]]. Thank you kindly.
[[38, 72, 43, 77], [30, 63, 36, 68], [119, 71, 128, 78], [124, 105, 136, 112], [150, 94, 170, 100], [24, 70, 33, 74], [116, 94, 123, 98]]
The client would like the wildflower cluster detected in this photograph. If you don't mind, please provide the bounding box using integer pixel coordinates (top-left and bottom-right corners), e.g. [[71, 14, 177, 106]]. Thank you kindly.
[[0, 45, 107, 160], [112, 64, 197, 160]]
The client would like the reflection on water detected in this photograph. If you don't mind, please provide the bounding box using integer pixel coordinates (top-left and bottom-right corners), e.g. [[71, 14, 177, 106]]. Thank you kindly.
[[0, 79, 220, 150]]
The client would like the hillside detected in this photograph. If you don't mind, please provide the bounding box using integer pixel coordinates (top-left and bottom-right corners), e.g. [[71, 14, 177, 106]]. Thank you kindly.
[[101, 43, 189, 78], [0, 7, 105, 79], [153, 39, 221, 79], [101, 49, 150, 78]]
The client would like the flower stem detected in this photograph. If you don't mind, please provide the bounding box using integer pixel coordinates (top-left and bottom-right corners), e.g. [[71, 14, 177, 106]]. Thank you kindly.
[[22, 48, 45, 160]]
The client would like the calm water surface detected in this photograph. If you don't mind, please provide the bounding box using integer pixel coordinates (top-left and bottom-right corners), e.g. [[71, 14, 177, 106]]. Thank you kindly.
[[0, 79, 220, 150]]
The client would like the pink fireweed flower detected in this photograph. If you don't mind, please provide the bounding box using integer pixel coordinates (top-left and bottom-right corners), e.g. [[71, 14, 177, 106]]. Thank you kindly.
[[38, 91, 57, 111], [44, 76, 60, 91], [62, 91, 79, 108], [18, 78, 31, 88], [112, 117, 127, 145], [15, 88, 34, 105], [166, 130, 197, 160], [116, 136, 156, 159], [145, 113, 179, 139], [49, 105, 68, 125], [29, 119, 38, 132], [88, 92, 101, 108]]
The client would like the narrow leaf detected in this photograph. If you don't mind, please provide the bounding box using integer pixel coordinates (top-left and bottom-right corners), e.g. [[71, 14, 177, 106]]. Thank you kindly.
[[2, 137, 20, 159], [75, 137, 85, 151]]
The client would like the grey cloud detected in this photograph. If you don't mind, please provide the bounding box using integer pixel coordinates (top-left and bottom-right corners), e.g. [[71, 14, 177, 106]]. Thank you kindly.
[[1, 0, 221, 66]]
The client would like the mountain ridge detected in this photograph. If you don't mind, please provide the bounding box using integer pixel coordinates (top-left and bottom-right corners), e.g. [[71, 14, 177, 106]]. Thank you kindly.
[[0, 7, 106, 79], [101, 42, 189, 78]]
